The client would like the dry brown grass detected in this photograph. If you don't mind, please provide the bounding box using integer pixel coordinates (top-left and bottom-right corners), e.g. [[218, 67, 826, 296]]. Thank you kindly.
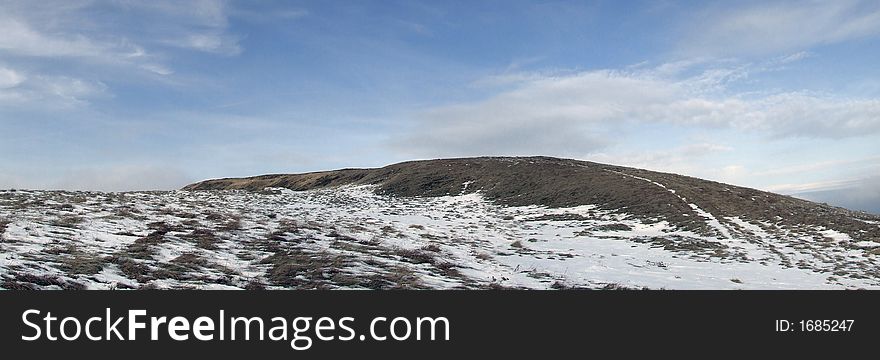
[[0, 217, 9, 238], [61, 251, 105, 275], [50, 215, 84, 229], [181, 229, 220, 250]]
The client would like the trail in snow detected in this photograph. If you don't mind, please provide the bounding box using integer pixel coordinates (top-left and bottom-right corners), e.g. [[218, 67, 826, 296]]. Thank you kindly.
[[605, 169, 733, 239]]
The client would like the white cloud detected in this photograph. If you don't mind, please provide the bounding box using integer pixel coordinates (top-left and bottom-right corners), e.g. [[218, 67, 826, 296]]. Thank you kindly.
[[684, 0, 880, 56], [113, 0, 242, 55], [0, 15, 115, 58], [773, 51, 812, 65], [730, 92, 880, 138], [394, 61, 880, 158], [0, 66, 107, 107], [165, 32, 242, 55], [0, 7, 167, 87], [0, 67, 25, 89], [109, 0, 230, 27], [0, 0, 251, 109], [587, 142, 738, 185], [592, 143, 733, 170], [140, 64, 174, 76], [38, 76, 107, 103], [0, 0, 244, 84], [753, 155, 880, 178], [719, 164, 747, 179]]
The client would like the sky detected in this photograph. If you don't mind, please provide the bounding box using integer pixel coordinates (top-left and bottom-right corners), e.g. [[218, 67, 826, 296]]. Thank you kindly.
[[0, 0, 878, 214]]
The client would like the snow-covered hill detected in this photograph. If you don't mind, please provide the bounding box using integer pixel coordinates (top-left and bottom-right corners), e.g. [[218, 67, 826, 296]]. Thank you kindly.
[[2, 181, 879, 290]]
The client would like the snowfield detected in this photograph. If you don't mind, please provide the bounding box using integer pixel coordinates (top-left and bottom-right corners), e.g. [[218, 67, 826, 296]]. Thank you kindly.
[[1, 186, 879, 290]]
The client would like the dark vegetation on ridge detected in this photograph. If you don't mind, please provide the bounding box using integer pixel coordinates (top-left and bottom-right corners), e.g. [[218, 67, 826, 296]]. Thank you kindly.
[[184, 156, 880, 242]]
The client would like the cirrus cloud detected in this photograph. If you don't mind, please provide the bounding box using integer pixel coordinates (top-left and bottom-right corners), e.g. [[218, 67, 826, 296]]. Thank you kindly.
[[682, 0, 880, 56], [393, 61, 880, 158]]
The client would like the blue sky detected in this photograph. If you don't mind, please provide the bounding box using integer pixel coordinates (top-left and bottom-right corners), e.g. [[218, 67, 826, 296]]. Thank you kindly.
[[1, 0, 879, 213]]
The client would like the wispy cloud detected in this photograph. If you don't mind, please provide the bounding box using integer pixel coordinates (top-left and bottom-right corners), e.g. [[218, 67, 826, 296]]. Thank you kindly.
[[394, 59, 880, 158], [0, 0, 244, 76], [683, 0, 880, 56], [163, 32, 242, 56], [590, 142, 734, 173], [773, 51, 812, 65], [753, 155, 880, 177], [0, 64, 107, 107], [0, 66, 25, 89], [114, 0, 231, 28], [0, 12, 143, 60], [0, 0, 248, 109], [114, 0, 242, 55]]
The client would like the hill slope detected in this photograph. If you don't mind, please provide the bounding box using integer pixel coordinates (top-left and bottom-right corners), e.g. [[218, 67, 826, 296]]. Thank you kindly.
[[185, 156, 880, 242]]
